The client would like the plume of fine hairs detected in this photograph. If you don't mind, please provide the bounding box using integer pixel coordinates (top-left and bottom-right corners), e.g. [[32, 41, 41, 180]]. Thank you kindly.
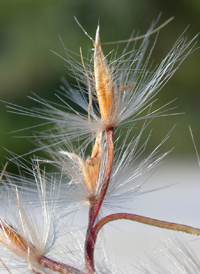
[[18, 99, 168, 216], [54, 225, 117, 274], [5, 21, 198, 147], [139, 236, 200, 273], [45, 122, 173, 216], [0, 161, 60, 273]]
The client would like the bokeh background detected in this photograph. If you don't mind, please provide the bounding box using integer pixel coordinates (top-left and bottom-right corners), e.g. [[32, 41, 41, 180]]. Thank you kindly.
[[0, 0, 199, 172]]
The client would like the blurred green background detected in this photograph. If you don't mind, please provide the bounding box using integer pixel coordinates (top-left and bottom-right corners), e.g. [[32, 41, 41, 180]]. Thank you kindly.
[[0, 0, 199, 172]]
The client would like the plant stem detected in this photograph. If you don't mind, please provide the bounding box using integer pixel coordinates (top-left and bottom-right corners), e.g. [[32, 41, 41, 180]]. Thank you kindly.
[[92, 213, 200, 244], [84, 128, 114, 273], [39, 256, 85, 274], [83, 213, 200, 273], [92, 128, 114, 223]]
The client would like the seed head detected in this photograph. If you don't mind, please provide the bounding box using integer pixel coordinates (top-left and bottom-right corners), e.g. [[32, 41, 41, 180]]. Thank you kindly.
[[94, 26, 114, 123]]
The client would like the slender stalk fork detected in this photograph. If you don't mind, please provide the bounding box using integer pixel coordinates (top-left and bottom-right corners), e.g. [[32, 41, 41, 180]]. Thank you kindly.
[[84, 213, 200, 273], [91, 213, 200, 255]]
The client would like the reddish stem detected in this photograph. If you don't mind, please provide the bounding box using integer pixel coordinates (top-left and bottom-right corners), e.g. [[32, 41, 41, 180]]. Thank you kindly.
[[91, 213, 200, 247], [83, 213, 200, 274], [92, 128, 114, 223], [39, 256, 85, 274], [84, 128, 114, 273]]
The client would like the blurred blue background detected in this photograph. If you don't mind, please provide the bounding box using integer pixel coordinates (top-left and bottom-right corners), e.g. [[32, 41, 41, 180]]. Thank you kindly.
[[0, 0, 199, 172]]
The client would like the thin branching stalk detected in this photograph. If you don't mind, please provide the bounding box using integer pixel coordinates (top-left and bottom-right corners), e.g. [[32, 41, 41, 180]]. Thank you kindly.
[[85, 128, 114, 273], [83, 213, 200, 273], [93, 213, 200, 243], [39, 256, 85, 274]]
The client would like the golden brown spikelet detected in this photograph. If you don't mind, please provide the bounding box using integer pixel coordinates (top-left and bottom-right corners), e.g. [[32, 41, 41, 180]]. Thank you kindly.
[[85, 133, 102, 195], [94, 26, 114, 122], [0, 218, 37, 263]]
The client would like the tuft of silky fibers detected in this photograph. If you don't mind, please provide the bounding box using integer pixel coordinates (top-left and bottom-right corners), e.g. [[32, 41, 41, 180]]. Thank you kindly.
[[5, 23, 198, 150], [33, 120, 173, 219], [103, 123, 173, 211], [55, 224, 118, 274], [0, 161, 60, 273], [139, 236, 200, 274], [39, 131, 107, 216]]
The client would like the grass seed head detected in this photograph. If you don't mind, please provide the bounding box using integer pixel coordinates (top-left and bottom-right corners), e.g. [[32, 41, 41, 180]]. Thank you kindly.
[[94, 26, 115, 124]]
